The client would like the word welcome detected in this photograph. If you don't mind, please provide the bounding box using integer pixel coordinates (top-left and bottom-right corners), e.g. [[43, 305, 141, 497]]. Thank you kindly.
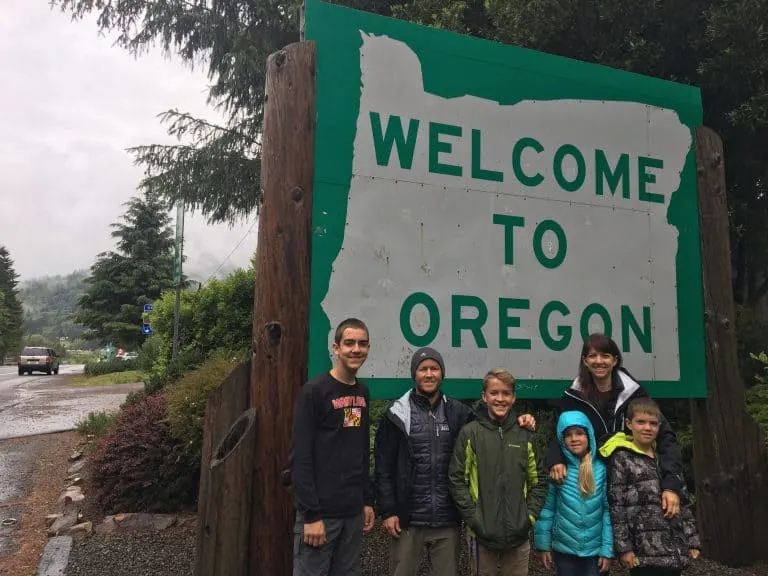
[[369, 112, 666, 204]]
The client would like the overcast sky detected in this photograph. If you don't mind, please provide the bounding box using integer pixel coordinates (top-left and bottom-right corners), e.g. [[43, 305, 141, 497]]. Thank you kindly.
[[0, 2, 259, 283]]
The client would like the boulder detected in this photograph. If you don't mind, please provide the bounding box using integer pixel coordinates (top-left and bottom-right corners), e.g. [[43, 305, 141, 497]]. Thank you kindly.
[[48, 510, 78, 536], [67, 521, 93, 536]]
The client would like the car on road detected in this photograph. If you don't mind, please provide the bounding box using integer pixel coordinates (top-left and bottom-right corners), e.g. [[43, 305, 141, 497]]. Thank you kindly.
[[17, 347, 61, 375]]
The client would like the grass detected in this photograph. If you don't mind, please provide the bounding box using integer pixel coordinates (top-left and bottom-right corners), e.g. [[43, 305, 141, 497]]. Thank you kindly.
[[76, 410, 118, 439], [70, 370, 145, 387]]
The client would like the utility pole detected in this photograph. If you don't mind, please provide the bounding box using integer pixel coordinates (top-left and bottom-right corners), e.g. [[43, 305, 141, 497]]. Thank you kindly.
[[172, 202, 185, 361]]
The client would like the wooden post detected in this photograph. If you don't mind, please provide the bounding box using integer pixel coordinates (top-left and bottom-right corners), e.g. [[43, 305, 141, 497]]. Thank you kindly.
[[196, 408, 258, 576], [249, 41, 316, 576], [691, 126, 768, 566], [195, 360, 251, 576]]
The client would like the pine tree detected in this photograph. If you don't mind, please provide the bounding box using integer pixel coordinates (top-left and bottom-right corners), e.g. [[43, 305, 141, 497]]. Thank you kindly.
[[0, 246, 24, 360], [74, 192, 176, 349]]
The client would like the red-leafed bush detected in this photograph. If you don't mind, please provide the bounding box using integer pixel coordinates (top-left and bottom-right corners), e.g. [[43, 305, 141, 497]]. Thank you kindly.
[[92, 393, 198, 513]]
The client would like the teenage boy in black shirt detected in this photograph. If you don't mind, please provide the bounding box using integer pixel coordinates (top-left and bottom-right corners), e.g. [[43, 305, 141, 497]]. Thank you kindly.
[[290, 317, 376, 576]]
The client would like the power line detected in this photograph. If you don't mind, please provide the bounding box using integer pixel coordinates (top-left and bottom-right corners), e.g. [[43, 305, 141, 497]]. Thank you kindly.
[[209, 215, 259, 279]]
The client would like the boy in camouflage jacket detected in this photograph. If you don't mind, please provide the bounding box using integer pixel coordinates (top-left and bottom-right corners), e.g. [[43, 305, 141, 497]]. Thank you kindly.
[[600, 398, 700, 576]]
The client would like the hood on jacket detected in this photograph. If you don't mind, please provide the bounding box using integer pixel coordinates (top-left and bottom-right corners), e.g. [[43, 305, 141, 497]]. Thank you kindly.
[[598, 431, 648, 459], [556, 411, 598, 466], [388, 389, 449, 435], [569, 369, 640, 411]]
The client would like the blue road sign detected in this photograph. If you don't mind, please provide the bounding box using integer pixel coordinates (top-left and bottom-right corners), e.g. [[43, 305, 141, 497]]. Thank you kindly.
[[142, 324, 153, 335], [143, 304, 154, 312]]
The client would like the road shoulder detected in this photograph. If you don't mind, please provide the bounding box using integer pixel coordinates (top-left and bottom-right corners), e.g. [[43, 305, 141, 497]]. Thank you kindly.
[[0, 432, 79, 576]]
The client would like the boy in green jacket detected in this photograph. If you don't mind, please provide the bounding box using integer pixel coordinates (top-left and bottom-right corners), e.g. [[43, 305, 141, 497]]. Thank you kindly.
[[448, 368, 548, 576]]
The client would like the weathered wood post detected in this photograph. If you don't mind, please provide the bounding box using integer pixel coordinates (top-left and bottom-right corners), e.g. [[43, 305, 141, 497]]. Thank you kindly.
[[691, 126, 768, 566], [249, 41, 316, 576], [196, 408, 258, 575], [195, 360, 251, 576]]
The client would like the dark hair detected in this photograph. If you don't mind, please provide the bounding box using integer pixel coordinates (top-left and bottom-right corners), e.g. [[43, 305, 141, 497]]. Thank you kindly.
[[334, 318, 369, 344], [578, 333, 622, 406], [626, 397, 661, 421]]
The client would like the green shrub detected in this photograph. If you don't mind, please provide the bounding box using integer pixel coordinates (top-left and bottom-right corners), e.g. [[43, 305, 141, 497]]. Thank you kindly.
[[76, 411, 118, 439], [92, 394, 197, 513], [738, 308, 768, 385], [166, 353, 238, 465], [142, 346, 209, 396], [746, 384, 768, 447], [122, 390, 146, 407], [84, 359, 139, 376], [136, 335, 162, 372]]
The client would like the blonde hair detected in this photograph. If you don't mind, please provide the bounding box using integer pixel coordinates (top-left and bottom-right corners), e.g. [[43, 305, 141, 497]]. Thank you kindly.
[[564, 424, 596, 497], [627, 397, 661, 420], [578, 452, 596, 498], [482, 368, 516, 392]]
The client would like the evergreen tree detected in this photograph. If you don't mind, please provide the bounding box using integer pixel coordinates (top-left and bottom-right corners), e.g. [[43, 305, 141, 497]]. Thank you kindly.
[[75, 192, 176, 349], [53, 0, 768, 307], [0, 246, 23, 359]]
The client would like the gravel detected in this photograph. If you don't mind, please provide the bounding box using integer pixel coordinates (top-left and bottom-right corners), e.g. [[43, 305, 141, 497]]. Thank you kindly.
[[62, 517, 768, 576], [64, 520, 196, 576]]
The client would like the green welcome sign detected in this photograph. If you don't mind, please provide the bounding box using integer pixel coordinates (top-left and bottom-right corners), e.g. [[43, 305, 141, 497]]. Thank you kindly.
[[304, 0, 707, 399]]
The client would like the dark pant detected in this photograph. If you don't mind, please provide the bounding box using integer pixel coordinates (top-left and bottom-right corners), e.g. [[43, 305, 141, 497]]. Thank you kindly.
[[552, 552, 599, 576], [390, 525, 459, 576], [630, 568, 682, 576], [293, 512, 363, 576]]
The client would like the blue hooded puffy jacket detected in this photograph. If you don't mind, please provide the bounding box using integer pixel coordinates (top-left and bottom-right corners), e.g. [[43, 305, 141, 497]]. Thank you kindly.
[[534, 411, 613, 559]]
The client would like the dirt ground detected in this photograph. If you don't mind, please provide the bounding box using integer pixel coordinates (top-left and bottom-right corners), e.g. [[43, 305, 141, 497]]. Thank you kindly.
[[0, 432, 80, 576]]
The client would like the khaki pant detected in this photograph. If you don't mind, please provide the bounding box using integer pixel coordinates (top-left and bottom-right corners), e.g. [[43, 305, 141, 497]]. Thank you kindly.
[[389, 525, 459, 576], [468, 539, 529, 576]]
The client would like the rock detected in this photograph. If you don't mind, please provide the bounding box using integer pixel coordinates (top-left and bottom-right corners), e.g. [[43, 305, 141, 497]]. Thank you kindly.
[[58, 486, 85, 505], [67, 521, 93, 536], [69, 451, 83, 462], [67, 460, 86, 475], [58, 497, 80, 515], [152, 515, 177, 531], [48, 510, 78, 536], [45, 514, 62, 527], [94, 516, 118, 536], [68, 476, 83, 486], [99, 513, 177, 534]]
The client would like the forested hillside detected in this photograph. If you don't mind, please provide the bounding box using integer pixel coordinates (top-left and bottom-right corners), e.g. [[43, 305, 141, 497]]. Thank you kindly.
[[20, 270, 87, 341]]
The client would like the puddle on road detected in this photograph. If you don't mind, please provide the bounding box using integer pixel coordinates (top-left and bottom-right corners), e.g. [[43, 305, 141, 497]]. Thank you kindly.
[[0, 388, 139, 440]]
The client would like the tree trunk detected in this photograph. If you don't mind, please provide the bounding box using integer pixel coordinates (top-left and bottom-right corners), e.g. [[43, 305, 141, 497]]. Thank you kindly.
[[196, 408, 257, 576], [690, 126, 768, 566], [249, 41, 316, 576]]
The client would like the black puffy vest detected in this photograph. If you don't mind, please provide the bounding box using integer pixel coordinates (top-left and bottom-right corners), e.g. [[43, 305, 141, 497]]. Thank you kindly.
[[408, 394, 458, 526]]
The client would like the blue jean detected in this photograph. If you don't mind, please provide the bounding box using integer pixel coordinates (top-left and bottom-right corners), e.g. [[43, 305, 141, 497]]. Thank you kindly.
[[552, 552, 599, 576]]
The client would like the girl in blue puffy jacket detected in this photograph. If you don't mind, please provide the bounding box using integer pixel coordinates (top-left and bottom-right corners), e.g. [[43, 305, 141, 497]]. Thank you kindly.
[[534, 411, 613, 575]]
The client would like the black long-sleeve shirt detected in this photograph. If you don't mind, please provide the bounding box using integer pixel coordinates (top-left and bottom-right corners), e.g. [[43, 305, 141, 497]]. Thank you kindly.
[[289, 372, 373, 523]]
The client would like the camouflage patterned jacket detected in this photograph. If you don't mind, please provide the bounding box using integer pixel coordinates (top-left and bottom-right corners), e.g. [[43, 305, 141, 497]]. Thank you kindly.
[[600, 433, 700, 570]]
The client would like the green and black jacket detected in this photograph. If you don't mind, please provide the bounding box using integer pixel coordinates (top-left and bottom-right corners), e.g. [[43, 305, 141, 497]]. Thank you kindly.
[[448, 406, 548, 551]]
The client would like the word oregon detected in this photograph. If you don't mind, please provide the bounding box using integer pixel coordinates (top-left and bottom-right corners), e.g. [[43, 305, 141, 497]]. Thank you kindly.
[[370, 112, 666, 204], [399, 292, 653, 353]]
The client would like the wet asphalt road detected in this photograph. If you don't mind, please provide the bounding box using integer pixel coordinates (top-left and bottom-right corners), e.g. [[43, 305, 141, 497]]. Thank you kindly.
[[0, 366, 142, 559], [0, 364, 142, 440]]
